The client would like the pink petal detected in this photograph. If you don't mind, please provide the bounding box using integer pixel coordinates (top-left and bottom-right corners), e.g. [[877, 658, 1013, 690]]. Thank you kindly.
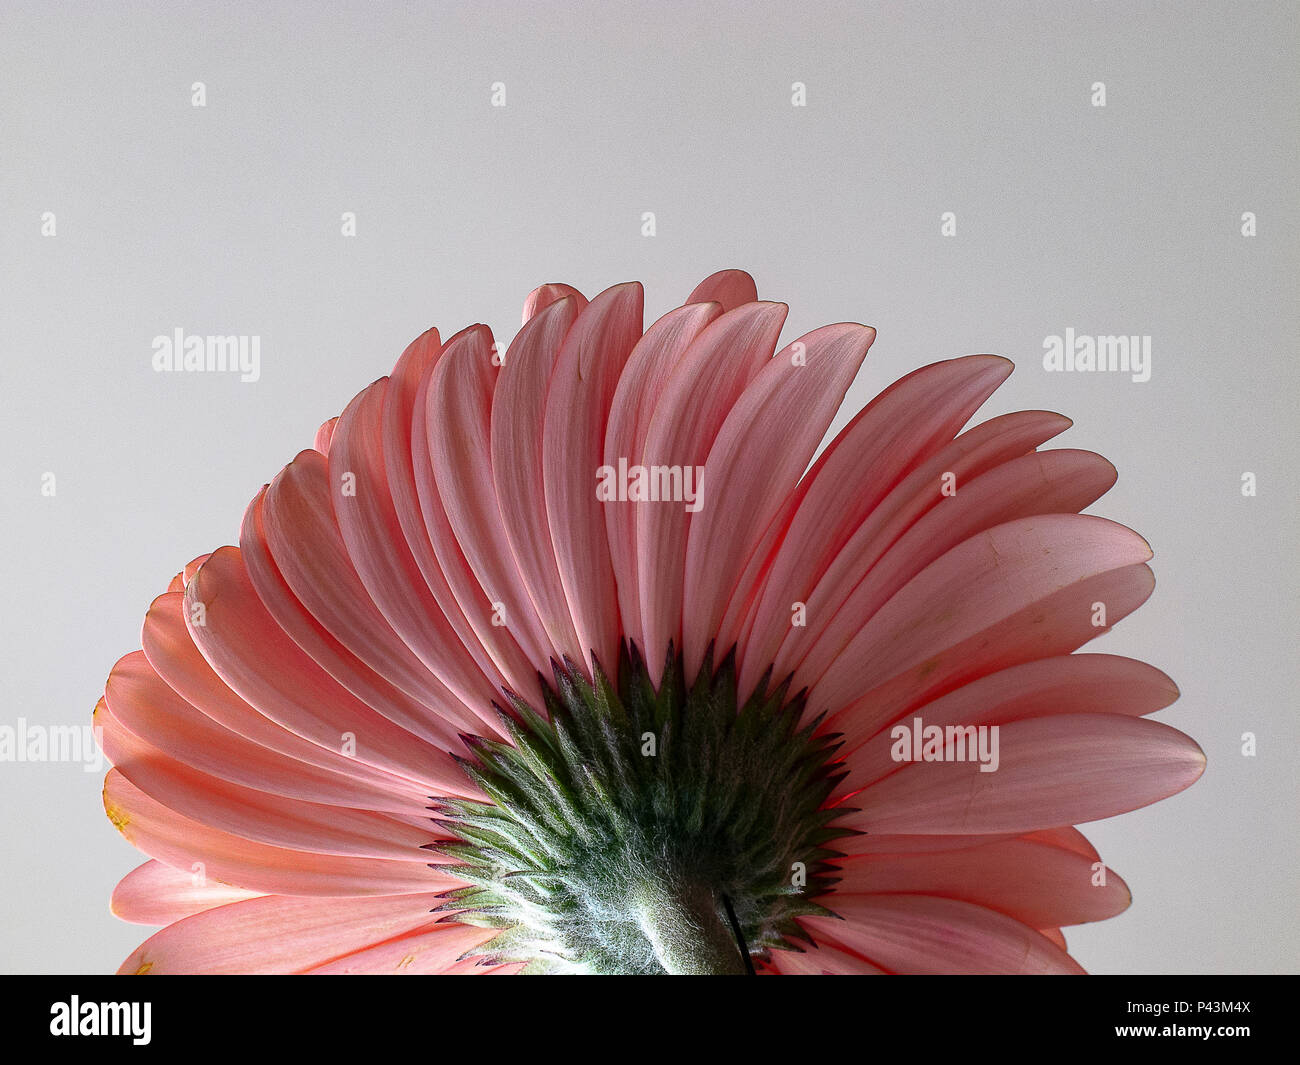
[[834, 836, 1131, 928], [429, 325, 555, 669], [824, 561, 1158, 752], [522, 282, 587, 324], [117, 892, 448, 974], [185, 548, 465, 792], [490, 296, 585, 662], [141, 591, 417, 800], [313, 417, 338, 455], [330, 377, 500, 720], [111, 860, 262, 926], [682, 323, 876, 677], [103, 651, 427, 815], [844, 713, 1206, 835], [636, 301, 787, 679], [685, 268, 758, 312], [837, 832, 1019, 857], [412, 326, 543, 701], [604, 303, 721, 650], [803, 894, 1084, 974], [769, 942, 885, 975], [246, 481, 485, 747], [303, 922, 501, 974], [1023, 826, 1101, 860], [104, 770, 459, 898], [383, 328, 526, 699], [98, 701, 436, 860], [808, 514, 1156, 719], [181, 553, 210, 583], [842, 652, 1179, 781], [741, 358, 1024, 696], [542, 282, 645, 676], [794, 449, 1118, 700]]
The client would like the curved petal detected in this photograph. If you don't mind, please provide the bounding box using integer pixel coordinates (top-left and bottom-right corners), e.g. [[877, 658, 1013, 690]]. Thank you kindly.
[[117, 892, 448, 975], [803, 894, 1084, 974], [104, 770, 459, 898], [523, 282, 587, 324], [246, 482, 485, 747], [111, 860, 262, 926], [796, 450, 1119, 700], [682, 323, 875, 676], [413, 327, 543, 701], [834, 836, 1132, 928], [836, 832, 1019, 857], [808, 515, 1155, 720], [604, 302, 721, 648], [844, 713, 1206, 835], [841, 652, 1179, 782], [685, 268, 758, 312], [542, 282, 645, 676], [490, 296, 584, 663], [740, 358, 1023, 696], [636, 301, 787, 679], [313, 417, 338, 455], [768, 942, 885, 975], [382, 327, 520, 696], [185, 548, 464, 792], [303, 922, 501, 974], [98, 701, 435, 860], [104, 651, 428, 814], [141, 591, 418, 799], [429, 325, 555, 670], [825, 561, 1159, 753], [330, 377, 499, 719]]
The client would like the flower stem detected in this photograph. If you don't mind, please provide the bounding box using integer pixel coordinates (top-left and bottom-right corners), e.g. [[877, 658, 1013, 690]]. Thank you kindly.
[[633, 880, 749, 975]]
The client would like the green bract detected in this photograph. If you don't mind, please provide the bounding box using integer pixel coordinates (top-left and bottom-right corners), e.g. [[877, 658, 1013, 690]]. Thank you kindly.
[[432, 644, 854, 974]]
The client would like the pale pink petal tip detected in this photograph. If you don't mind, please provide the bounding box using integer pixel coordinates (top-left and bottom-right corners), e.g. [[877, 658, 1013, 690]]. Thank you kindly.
[[522, 283, 588, 324], [686, 269, 759, 312]]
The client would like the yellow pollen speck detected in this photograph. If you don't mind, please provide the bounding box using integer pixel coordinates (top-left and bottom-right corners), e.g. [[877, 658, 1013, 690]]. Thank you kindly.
[[134, 960, 153, 975], [105, 802, 131, 834], [397, 953, 416, 970]]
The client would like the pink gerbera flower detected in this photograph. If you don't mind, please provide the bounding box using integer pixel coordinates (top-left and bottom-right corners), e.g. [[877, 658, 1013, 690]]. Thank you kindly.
[[98, 270, 1204, 974]]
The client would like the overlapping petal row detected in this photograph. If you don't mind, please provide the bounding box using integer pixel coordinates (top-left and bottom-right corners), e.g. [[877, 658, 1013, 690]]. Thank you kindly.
[[99, 270, 1203, 974]]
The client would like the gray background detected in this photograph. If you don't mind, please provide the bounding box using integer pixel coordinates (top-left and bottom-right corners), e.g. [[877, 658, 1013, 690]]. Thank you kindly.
[[1, 0, 1296, 974]]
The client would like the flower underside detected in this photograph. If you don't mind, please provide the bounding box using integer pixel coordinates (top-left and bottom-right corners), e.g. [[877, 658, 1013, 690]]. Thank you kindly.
[[432, 644, 853, 974]]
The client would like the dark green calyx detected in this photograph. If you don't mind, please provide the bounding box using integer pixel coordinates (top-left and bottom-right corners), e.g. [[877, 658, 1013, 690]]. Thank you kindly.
[[431, 643, 854, 975]]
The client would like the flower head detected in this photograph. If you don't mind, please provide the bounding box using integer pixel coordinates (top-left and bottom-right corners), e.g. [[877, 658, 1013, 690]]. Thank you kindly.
[[99, 270, 1203, 974]]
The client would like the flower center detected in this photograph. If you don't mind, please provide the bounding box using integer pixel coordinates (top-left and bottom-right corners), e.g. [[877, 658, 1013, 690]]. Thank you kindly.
[[432, 644, 851, 974]]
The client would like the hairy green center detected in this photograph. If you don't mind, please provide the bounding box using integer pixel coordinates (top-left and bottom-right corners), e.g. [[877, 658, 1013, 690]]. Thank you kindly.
[[431, 644, 852, 974]]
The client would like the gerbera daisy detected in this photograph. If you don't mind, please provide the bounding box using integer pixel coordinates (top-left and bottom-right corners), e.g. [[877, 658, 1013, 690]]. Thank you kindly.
[[98, 269, 1204, 975]]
